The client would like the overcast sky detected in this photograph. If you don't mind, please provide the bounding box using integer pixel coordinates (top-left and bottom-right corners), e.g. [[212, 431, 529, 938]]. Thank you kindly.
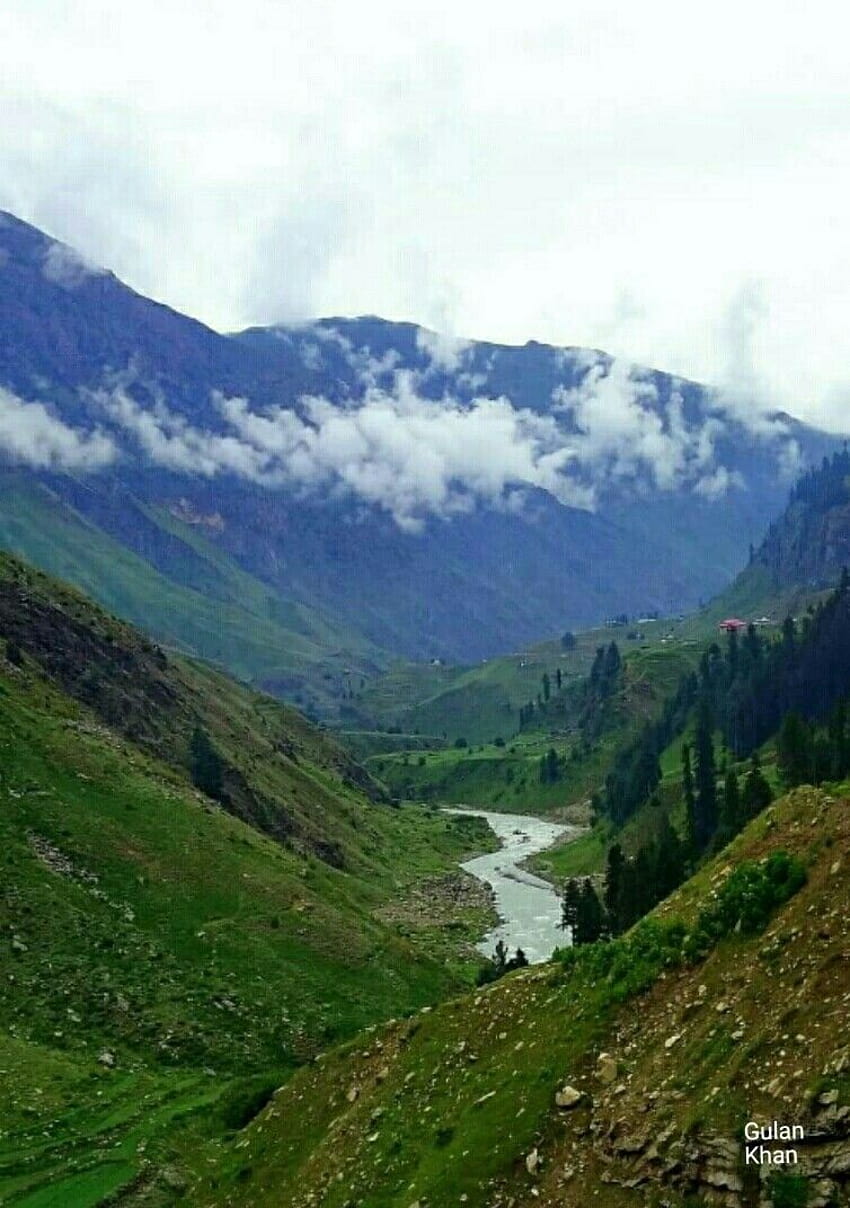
[[2, 0, 850, 429]]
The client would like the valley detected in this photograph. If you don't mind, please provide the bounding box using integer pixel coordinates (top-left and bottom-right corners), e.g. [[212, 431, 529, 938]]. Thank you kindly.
[[444, 809, 581, 964], [0, 213, 848, 1207]]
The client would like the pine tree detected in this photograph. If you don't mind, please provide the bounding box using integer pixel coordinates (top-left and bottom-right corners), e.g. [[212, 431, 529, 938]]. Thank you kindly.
[[777, 712, 813, 786], [726, 626, 739, 684], [633, 846, 655, 918], [827, 699, 850, 778], [617, 859, 641, 931], [575, 879, 606, 944], [540, 748, 560, 784], [693, 697, 717, 850], [654, 814, 685, 897], [741, 751, 773, 818], [716, 766, 741, 847], [603, 642, 621, 691], [681, 741, 697, 852], [542, 672, 551, 702], [604, 843, 625, 933], [561, 879, 582, 936]]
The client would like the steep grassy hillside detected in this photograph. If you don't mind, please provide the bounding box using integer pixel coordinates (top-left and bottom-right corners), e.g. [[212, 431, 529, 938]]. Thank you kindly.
[[0, 476, 387, 718], [196, 786, 850, 1208], [0, 553, 499, 1204]]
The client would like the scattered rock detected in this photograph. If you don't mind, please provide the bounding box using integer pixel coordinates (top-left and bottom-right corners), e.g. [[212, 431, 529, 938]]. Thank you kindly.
[[555, 1086, 583, 1109], [474, 1090, 497, 1107], [596, 1053, 618, 1083]]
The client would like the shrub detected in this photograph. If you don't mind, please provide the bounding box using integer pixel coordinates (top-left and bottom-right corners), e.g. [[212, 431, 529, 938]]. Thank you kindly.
[[685, 851, 807, 960], [766, 1172, 811, 1208], [556, 853, 806, 1007]]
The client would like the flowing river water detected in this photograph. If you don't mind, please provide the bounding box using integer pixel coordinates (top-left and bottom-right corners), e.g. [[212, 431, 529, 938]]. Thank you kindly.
[[444, 808, 583, 964]]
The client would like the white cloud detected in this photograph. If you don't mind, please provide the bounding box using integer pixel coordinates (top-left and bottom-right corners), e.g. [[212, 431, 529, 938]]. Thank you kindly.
[[552, 360, 732, 493], [299, 341, 324, 372], [87, 383, 278, 480], [415, 327, 473, 375], [0, 387, 115, 468], [693, 465, 744, 499], [42, 240, 105, 288], [82, 374, 595, 527], [3, 340, 807, 525], [77, 356, 797, 527], [298, 325, 401, 389], [219, 378, 593, 529]]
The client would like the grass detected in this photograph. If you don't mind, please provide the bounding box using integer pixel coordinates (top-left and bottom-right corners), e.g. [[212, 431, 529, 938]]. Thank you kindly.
[[527, 825, 609, 880], [0, 551, 502, 1201], [367, 641, 701, 826], [0, 476, 386, 719], [195, 784, 848, 1207]]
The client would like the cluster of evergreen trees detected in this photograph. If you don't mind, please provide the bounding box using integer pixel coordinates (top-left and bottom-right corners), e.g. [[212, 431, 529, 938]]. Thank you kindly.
[[564, 814, 687, 945], [604, 572, 850, 835], [602, 669, 697, 825], [776, 700, 850, 787], [579, 641, 622, 740], [579, 577, 850, 948], [702, 577, 850, 758], [561, 877, 607, 944], [518, 667, 565, 728], [787, 447, 850, 511], [681, 725, 773, 854], [603, 814, 688, 933]]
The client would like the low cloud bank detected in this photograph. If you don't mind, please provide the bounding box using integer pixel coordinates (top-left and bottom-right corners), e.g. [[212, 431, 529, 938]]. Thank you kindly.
[[0, 387, 116, 469], [41, 241, 107, 289], [0, 344, 804, 529]]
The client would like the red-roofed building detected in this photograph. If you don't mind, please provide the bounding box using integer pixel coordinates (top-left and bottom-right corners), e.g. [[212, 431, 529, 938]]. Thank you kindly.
[[718, 618, 747, 633]]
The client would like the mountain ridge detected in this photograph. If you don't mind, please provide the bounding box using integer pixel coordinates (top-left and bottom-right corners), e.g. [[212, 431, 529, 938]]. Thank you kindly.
[[0, 210, 842, 719]]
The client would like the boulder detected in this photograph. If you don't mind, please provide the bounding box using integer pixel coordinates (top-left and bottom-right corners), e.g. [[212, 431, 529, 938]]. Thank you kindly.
[[597, 1053, 618, 1084]]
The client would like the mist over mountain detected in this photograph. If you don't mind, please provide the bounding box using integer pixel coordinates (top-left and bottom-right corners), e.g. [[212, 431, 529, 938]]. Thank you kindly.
[[0, 210, 840, 704]]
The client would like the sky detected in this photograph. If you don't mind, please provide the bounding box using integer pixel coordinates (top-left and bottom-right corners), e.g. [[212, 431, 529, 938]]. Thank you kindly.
[[2, 0, 850, 430]]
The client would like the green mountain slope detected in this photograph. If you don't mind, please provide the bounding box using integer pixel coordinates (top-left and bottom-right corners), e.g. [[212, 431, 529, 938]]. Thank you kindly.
[[368, 641, 700, 822], [0, 476, 387, 716], [349, 617, 690, 746], [196, 786, 850, 1208], [0, 552, 497, 1204]]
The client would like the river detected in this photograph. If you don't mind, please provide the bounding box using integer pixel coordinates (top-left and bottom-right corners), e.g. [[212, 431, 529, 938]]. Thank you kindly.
[[444, 808, 583, 964]]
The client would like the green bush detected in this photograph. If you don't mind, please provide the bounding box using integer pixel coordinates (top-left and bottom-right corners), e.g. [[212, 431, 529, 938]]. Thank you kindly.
[[556, 852, 806, 1007], [684, 851, 807, 960], [766, 1171, 811, 1208]]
